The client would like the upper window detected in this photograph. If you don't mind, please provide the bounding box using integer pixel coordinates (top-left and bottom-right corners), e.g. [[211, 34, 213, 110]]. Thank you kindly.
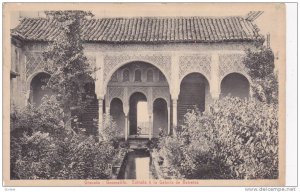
[[123, 69, 130, 82], [146, 69, 154, 82], [134, 69, 142, 82]]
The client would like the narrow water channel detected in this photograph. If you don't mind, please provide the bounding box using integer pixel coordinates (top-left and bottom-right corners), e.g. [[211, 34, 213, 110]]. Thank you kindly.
[[118, 149, 151, 179]]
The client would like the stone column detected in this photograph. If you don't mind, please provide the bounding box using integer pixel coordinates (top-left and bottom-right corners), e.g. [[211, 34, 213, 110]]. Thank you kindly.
[[149, 114, 153, 140], [95, 53, 104, 103], [105, 94, 110, 125], [98, 98, 104, 136], [172, 99, 178, 128], [124, 115, 128, 141], [167, 106, 171, 135], [124, 106, 129, 141], [210, 53, 221, 100], [170, 53, 180, 135], [106, 106, 110, 115]]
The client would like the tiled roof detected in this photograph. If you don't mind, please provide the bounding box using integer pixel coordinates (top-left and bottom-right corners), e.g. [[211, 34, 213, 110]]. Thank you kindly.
[[11, 16, 263, 43]]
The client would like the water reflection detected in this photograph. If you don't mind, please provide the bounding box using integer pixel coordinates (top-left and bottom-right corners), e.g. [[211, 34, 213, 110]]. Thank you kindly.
[[118, 150, 151, 179]]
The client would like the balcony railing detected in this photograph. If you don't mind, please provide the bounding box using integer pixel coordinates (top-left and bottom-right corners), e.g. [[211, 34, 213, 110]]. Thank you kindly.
[[137, 121, 151, 135]]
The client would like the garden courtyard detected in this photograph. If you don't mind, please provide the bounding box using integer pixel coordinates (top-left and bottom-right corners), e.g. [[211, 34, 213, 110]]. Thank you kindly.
[[10, 11, 279, 180]]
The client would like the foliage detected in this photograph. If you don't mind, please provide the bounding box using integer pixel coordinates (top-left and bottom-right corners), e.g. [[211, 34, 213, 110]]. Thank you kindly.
[[243, 46, 278, 104], [244, 46, 275, 79], [156, 97, 278, 179], [10, 11, 126, 180], [250, 75, 278, 105], [99, 114, 119, 142], [43, 11, 95, 121], [10, 96, 64, 137], [10, 97, 119, 180], [98, 113, 126, 149], [147, 129, 166, 150]]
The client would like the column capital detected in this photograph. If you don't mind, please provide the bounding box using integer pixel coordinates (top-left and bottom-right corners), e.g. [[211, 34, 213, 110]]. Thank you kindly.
[[124, 107, 129, 115], [97, 95, 105, 101]]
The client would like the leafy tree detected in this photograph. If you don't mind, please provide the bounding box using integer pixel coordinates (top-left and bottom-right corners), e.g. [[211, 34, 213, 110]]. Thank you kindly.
[[43, 11, 95, 125], [10, 97, 119, 179], [244, 46, 275, 79], [10, 11, 126, 180], [243, 45, 278, 104], [155, 98, 278, 179]]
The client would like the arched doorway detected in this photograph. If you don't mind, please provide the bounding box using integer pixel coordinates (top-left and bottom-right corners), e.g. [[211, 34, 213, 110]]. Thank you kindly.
[[129, 92, 148, 136], [221, 73, 250, 98], [153, 98, 168, 137], [178, 73, 210, 125], [29, 72, 52, 106], [110, 98, 125, 137]]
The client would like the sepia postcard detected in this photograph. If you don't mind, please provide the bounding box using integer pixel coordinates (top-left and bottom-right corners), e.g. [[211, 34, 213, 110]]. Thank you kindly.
[[3, 2, 286, 187]]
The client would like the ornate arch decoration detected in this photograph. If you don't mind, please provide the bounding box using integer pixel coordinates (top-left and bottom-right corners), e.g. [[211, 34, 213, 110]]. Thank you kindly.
[[178, 54, 212, 84], [106, 87, 124, 106], [127, 87, 149, 104], [103, 55, 172, 94], [25, 52, 46, 79], [122, 68, 130, 82], [152, 87, 170, 107], [179, 72, 210, 88], [218, 53, 251, 85]]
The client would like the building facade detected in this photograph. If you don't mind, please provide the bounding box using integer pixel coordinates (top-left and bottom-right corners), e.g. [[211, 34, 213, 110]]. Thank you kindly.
[[10, 16, 263, 139]]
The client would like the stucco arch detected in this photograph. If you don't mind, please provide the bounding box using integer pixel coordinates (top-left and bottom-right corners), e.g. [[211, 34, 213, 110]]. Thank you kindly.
[[220, 72, 251, 98], [220, 71, 252, 90], [152, 91, 170, 107], [26, 70, 51, 91], [179, 72, 210, 87], [109, 96, 123, 106], [103, 59, 171, 96], [110, 97, 124, 114], [153, 97, 168, 107], [128, 91, 148, 104]]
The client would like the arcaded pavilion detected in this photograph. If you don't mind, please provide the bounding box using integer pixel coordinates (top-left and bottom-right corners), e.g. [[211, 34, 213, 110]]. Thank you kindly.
[[10, 15, 263, 140]]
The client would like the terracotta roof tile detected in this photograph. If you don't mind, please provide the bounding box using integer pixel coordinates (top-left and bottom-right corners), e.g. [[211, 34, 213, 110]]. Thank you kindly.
[[11, 16, 263, 43]]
